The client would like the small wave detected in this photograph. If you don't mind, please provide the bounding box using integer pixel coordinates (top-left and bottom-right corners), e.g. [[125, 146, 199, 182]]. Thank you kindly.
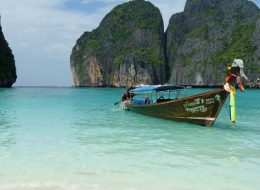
[[111, 108, 123, 112], [0, 181, 102, 190]]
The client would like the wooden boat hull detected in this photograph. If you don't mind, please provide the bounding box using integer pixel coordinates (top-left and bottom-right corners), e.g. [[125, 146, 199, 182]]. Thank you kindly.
[[125, 89, 228, 126]]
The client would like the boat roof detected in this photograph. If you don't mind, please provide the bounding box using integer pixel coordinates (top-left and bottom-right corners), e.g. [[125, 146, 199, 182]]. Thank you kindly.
[[131, 85, 184, 93]]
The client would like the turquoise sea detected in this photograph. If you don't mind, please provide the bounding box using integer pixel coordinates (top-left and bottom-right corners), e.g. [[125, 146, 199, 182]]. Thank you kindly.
[[0, 87, 259, 190]]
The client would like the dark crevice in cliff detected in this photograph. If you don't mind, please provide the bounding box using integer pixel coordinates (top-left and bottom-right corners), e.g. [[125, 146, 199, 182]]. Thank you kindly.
[[163, 32, 170, 82]]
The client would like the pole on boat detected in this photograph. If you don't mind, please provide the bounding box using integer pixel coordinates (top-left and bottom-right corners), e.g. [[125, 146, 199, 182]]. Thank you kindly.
[[114, 100, 121, 105], [230, 90, 236, 125], [224, 59, 249, 126]]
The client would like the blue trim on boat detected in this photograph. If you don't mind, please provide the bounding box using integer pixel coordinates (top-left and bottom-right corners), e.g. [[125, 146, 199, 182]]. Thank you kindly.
[[131, 85, 161, 93], [131, 85, 184, 93], [131, 99, 153, 105]]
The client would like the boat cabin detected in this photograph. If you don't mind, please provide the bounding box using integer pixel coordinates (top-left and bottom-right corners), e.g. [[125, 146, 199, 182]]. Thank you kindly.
[[128, 85, 185, 105]]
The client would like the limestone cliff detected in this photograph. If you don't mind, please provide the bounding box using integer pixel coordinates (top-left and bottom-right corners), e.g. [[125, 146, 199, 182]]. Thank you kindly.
[[71, 0, 260, 87], [166, 0, 260, 85], [0, 25, 16, 87], [70, 0, 167, 87]]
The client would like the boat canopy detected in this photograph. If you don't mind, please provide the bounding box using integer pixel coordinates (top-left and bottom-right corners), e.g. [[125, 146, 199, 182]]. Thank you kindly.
[[131, 85, 184, 93]]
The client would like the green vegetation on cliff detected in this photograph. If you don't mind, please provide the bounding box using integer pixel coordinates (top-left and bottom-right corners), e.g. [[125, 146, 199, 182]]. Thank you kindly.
[[166, 0, 260, 85], [71, 0, 260, 87], [0, 25, 16, 87], [71, 0, 167, 87], [213, 22, 257, 69], [72, 0, 163, 64]]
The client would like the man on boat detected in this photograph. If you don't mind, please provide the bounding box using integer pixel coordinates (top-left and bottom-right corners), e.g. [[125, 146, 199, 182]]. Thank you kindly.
[[224, 59, 249, 92], [224, 59, 249, 125], [122, 87, 135, 102], [256, 78, 260, 88]]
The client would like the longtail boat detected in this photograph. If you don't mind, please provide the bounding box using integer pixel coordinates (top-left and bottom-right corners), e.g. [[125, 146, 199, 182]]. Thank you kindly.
[[122, 85, 228, 126]]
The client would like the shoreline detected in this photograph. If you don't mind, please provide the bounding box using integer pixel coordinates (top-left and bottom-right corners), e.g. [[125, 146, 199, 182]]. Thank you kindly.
[[1, 84, 260, 89]]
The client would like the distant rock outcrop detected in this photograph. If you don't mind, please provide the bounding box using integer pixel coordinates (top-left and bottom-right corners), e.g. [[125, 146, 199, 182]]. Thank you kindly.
[[166, 0, 260, 85], [0, 24, 16, 87], [71, 0, 260, 87], [70, 0, 167, 87]]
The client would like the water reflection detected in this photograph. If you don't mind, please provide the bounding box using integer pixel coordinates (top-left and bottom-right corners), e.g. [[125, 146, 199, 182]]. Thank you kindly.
[[0, 109, 17, 148]]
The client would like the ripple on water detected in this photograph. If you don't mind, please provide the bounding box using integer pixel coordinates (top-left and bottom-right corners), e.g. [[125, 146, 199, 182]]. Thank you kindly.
[[0, 88, 259, 190]]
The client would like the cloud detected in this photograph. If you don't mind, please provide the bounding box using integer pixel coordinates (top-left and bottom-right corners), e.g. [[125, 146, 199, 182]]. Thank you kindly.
[[0, 0, 105, 86], [0, 0, 186, 86], [0, 0, 258, 86]]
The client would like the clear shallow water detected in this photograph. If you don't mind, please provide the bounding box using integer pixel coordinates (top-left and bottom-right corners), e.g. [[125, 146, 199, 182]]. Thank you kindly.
[[0, 87, 259, 190]]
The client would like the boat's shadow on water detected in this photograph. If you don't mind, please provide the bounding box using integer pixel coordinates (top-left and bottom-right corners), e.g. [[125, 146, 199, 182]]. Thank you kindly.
[[214, 120, 260, 132], [120, 108, 260, 132], [110, 104, 260, 148]]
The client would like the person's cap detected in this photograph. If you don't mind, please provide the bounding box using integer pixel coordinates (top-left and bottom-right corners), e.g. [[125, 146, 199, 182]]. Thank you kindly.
[[232, 59, 244, 69]]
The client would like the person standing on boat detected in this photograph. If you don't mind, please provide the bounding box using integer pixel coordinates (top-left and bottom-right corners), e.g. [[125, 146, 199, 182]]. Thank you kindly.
[[256, 78, 260, 88], [121, 87, 135, 109], [224, 59, 249, 92], [224, 59, 249, 125], [122, 87, 135, 102]]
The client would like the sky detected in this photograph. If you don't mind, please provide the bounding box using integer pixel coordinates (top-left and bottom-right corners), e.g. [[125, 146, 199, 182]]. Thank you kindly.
[[0, 0, 260, 86]]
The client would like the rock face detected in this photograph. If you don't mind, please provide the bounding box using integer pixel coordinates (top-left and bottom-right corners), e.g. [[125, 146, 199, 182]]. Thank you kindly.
[[0, 25, 16, 87], [70, 0, 167, 87], [71, 0, 260, 87], [166, 0, 260, 85]]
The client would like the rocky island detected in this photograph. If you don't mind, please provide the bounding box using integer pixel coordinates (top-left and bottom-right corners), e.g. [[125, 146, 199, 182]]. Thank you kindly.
[[167, 0, 260, 85], [0, 22, 16, 87], [71, 0, 260, 87], [71, 0, 167, 87]]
